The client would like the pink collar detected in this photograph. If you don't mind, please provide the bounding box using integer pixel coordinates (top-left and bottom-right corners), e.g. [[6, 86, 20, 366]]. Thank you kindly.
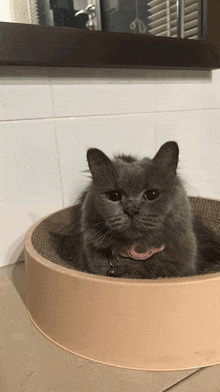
[[120, 244, 165, 260]]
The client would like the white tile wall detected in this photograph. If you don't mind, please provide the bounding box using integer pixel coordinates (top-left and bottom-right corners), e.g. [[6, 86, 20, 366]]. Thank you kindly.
[[55, 114, 156, 205], [156, 110, 220, 198], [0, 119, 62, 206], [51, 83, 157, 117], [154, 72, 220, 112], [0, 66, 220, 266], [0, 118, 63, 266], [155, 83, 220, 112], [0, 67, 53, 121]]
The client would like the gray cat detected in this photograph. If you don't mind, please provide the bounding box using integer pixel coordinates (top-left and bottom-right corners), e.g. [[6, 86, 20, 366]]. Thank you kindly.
[[54, 141, 220, 278]]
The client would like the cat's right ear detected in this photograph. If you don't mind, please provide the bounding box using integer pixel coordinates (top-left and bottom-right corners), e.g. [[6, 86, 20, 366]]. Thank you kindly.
[[87, 148, 115, 181]]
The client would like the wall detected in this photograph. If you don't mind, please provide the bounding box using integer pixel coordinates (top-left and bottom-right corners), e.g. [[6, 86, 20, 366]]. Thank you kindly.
[[0, 65, 220, 267]]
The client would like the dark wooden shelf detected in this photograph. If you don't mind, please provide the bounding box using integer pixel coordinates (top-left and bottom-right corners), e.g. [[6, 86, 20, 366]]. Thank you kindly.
[[0, 21, 220, 70]]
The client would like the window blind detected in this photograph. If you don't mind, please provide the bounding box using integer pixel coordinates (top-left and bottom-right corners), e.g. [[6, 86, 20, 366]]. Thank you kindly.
[[148, 0, 200, 39], [12, 0, 39, 24]]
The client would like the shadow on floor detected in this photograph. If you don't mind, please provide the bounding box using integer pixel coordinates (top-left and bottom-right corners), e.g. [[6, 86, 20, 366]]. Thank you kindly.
[[12, 257, 26, 305]]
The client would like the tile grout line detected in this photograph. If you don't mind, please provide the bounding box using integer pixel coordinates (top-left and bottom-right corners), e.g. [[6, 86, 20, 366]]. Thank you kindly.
[[154, 111, 157, 152], [40, 106, 220, 117], [53, 121, 65, 210], [161, 368, 203, 392], [48, 76, 66, 209], [154, 107, 220, 114], [1, 106, 220, 124], [48, 75, 56, 119]]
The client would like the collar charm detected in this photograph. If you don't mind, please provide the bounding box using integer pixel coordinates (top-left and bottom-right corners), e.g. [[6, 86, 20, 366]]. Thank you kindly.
[[107, 261, 115, 277]]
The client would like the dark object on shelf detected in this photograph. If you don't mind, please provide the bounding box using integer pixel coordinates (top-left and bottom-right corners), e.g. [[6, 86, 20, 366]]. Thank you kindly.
[[52, 7, 88, 29], [49, 0, 88, 29]]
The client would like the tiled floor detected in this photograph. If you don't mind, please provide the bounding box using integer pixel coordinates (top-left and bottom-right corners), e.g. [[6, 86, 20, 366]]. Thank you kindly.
[[1, 261, 220, 392]]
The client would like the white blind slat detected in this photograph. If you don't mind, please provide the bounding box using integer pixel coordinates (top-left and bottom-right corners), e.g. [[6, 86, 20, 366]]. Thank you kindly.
[[12, 0, 39, 24], [185, 0, 198, 6], [185, 27, 198, 37], [149, 16, 168, 29], [185, 4, 199, 15], [148, 1, 176, 16]]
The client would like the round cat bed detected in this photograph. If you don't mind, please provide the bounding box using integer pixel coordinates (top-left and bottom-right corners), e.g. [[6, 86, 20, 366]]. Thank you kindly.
[[25, 196, 220, 371]]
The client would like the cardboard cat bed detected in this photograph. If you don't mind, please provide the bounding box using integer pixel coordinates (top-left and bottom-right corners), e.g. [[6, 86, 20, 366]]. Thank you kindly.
[[25, 196, 220, 371]]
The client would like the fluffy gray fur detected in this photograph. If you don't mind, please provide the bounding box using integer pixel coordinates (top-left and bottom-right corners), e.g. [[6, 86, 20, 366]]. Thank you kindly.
[[54, 141, 220, 279]]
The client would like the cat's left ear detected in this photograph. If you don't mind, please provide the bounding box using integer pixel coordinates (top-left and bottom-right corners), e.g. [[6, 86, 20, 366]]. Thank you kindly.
[[152, 141, 179, 173]]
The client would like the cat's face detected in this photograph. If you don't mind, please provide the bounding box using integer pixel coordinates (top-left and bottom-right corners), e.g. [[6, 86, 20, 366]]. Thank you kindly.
[[86, 142, 180, 241]]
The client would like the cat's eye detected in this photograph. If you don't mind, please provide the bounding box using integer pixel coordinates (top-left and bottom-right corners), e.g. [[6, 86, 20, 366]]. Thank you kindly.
[[106, 190, 122, 202], [143, 189, 160, 201]]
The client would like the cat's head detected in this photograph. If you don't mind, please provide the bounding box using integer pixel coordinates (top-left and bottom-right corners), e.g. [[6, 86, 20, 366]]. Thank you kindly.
[[85, 142, 185, 243]]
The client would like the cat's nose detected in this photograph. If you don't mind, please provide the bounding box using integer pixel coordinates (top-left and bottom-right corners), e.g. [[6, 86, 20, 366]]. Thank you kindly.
[[123, 208, 139, 218]]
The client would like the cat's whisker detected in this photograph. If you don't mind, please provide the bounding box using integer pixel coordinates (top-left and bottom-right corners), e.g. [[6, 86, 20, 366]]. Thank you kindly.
[[107, 215, 128, 230], [84, 225, 113, 249], [90, 222, 106, 229], [83, 222, 106, 233], [99, 228, 112, 241], [107, 231, 115, 246], [97, 228, 113, 245], [89, 226, 107, 238], [96, 228, 108, 235], [82, 227, 106, 238], [83, 175, 92, 179]]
